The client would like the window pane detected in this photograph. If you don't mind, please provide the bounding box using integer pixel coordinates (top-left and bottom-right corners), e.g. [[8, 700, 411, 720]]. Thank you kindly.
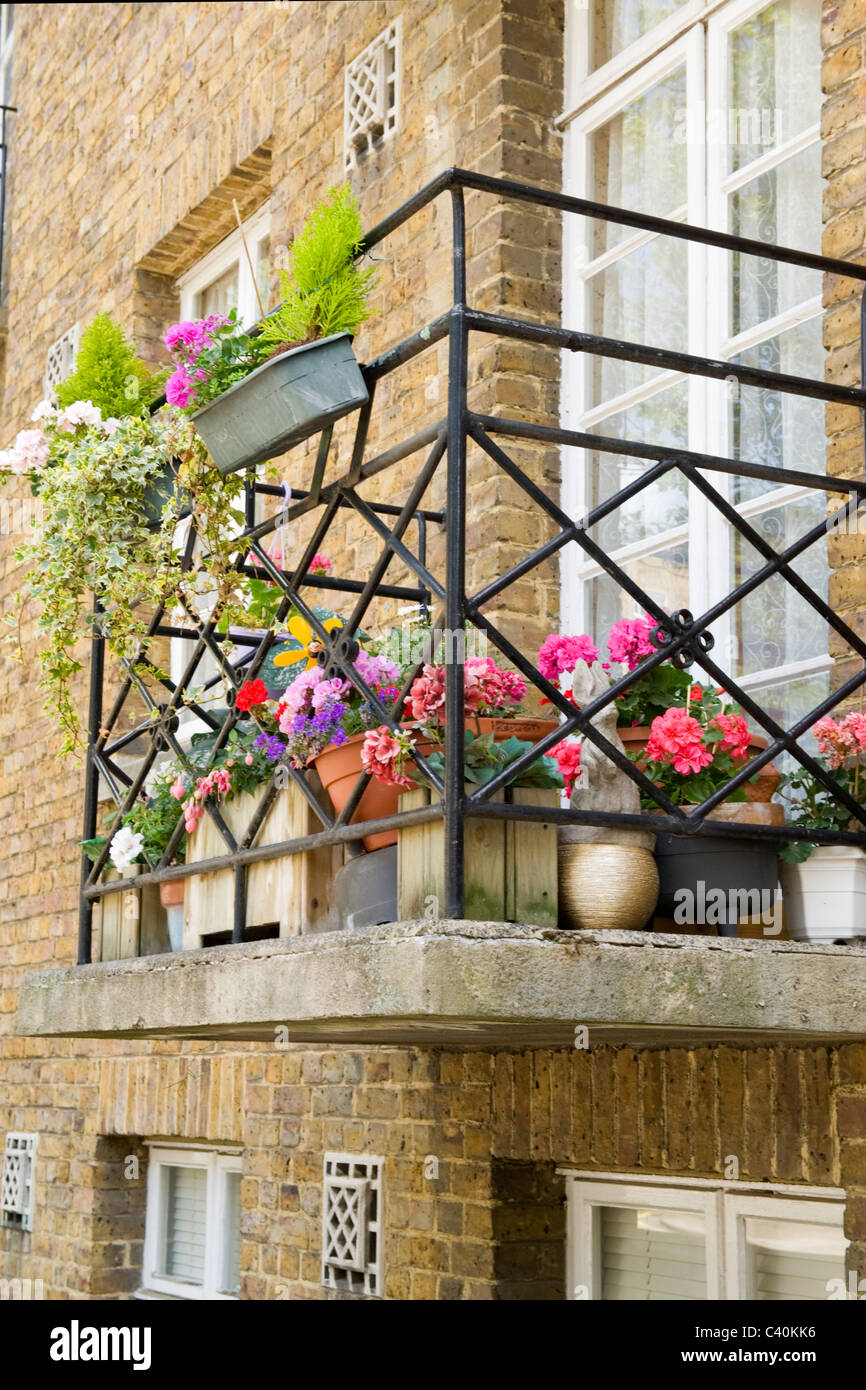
[[583, 382, 689, 551], [160, 1165, 207, 1285], [196, 262, 240, 320], [601, 1205, 707, 1299], [590, 67, 687, 255], [592, 0, 690, 71], [730, 317, 824, 502], [744, 1217, 846, 1299], [587, 235, 688, 402], [585, 540, 690, 643], [730, 141, 822, 335], [728, 0, 821, 174], [221, 1170, 242, 1295], [728, 495, 828, 677]]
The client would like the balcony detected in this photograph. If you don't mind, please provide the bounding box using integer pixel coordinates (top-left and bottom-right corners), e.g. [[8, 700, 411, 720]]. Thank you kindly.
[[18, 169, 866, 1045]]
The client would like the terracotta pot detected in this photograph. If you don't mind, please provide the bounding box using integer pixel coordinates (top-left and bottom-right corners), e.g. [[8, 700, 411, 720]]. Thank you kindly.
[[313, 719, 562, 853], [474, 717, 561, 744], [159, 879, 185, 908], [313, 733, 402, 851], [616, 724, 781, 803]]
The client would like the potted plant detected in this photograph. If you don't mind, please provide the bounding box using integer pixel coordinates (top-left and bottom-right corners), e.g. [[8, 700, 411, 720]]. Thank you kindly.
[[0, 315, 247, 750], [165, 185, 376, 475], [539, 620, 780, 802], [778, 713, 866, 942]]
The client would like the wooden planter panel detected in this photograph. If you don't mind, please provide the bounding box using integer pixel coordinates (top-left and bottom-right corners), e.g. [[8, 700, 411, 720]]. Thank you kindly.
[[183, 777, 340, 948], [98, 867, 162, 961], [397, 786, 558, 928]]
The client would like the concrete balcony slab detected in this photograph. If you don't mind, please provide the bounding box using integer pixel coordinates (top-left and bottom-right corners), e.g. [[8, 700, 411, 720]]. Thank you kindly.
[[17, 922, 866, 1047]]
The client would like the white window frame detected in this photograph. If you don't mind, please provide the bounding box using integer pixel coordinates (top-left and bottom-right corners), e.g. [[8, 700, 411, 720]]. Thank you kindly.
[[0, 5, 14, 108], [142, 1143, 243, 1301], [561, 0, 828, 709], [177, 203, 271, 329], [563, 1171, 847, 1300]]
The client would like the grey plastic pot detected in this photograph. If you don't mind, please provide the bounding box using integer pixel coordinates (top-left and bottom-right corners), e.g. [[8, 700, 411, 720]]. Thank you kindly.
[[191, 332, 369, 475], [654, 832, 779, 937], [334, 846, 397, 931]]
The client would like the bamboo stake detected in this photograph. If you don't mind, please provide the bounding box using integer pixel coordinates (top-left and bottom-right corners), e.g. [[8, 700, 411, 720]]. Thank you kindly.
[[233, 198, 267, 320]]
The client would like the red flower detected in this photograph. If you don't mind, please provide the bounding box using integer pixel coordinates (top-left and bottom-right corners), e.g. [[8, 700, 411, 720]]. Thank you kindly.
[[236, 679, 268, 712], [551, 739, 582, 796]]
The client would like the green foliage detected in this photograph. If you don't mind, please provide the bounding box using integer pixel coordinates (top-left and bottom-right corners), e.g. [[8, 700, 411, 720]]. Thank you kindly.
[[55, 314, 166, 418], [259, 185, 379, 345], [615, 661, 691, 727], [419, 731, 564, 791], [777, 763, 866, 862]]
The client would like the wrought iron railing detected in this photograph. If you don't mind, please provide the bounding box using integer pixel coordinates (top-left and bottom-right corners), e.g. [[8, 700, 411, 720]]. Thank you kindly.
[[78, 168, 866, 962]]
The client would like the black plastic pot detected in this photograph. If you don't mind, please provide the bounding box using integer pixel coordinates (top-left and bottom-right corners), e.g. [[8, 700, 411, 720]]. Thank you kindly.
[[142, 459, 191, 528], [191, 333, 369, 475], [654, 832, 779, 937]]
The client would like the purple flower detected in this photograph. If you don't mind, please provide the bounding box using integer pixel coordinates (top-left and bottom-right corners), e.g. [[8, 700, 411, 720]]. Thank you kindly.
[[254, 733, 287, 762]]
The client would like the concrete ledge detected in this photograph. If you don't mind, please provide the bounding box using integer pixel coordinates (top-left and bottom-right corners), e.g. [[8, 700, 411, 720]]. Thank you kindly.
[[17, 922, 866, 1046]]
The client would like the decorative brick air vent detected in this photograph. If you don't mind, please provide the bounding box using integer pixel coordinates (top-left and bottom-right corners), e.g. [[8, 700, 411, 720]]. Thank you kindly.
[[344, 21, 400, 170], [322, 1153, 383, 1295], [44, 324, 79, 397], [1, 1133, 37, 1231]]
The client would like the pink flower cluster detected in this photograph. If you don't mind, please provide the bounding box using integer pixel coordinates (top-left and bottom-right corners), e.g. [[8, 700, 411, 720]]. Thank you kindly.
[[813, 712, 866, 770], [276, 667, 348, 732], [537, 634, 599, 682], [355, 649, 400, 691], [172, 764, 233, 834], [645, 708, 714, 775], [309, 554, 331, 575], [712, 711, 751, 761], [361, 726, 415, 789], [607, 615, 658, 671], [164, 315, 227, 408], [0, 427, 50, 475], [550, 739, 582, 796], [408, 658, 526, 723]]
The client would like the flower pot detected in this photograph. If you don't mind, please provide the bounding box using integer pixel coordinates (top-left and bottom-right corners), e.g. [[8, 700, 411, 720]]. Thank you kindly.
[[780, 845, 866, 942], [617, 724, 781, 803], [191, 333, 370, 476], [558, 840, 659, 931], [313, 732, 401, 851], [142, 459, 191, 527], [654, 804, 781, 937], [334, 846, 398, 930], [475, 716, 561, 744]]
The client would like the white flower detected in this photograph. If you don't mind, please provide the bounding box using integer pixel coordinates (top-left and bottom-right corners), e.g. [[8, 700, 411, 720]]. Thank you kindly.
[[9, 428, 50, 473], [102, 416, 121, 435], [109, 825, 144, 870], [30, 399, 57, 423], [58, 399, 102, 432]]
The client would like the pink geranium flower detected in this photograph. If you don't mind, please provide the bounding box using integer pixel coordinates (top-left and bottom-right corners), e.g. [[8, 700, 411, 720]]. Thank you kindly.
[[361, 726, 415, 789], [712, 711, 751, 761], [645, 707, 714, 775], [551, 739, 582, 796], [537, 634, 599, 682], [607, 615, 658, 671], [166, 367, 195, 407]]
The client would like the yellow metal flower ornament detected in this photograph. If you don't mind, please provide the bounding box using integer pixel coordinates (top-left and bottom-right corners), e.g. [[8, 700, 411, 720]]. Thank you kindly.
[[273, 613, 343, 671]]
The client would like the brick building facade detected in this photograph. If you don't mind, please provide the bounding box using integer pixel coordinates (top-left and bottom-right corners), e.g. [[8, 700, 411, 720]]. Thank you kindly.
[[1, 0, 866, 1303]]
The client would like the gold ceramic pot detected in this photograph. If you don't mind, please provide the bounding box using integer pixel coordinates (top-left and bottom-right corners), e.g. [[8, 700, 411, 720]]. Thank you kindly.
[[558, 841, 660, 931]]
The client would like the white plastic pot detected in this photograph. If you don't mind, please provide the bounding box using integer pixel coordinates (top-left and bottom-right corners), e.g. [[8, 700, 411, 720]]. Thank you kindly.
[[779, 845, 866, 942]]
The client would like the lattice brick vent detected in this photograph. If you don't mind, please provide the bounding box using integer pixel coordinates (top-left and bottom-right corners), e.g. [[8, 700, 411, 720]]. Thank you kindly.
[[322, 1153, 383, 1295], [344, 20, 400, 170], [1, 1133, 37, 1231], [44, 323, 79, 397]]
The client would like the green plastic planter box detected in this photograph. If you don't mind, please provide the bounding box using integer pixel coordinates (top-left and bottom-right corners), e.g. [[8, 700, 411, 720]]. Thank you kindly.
[[191, 332, 369, 475]]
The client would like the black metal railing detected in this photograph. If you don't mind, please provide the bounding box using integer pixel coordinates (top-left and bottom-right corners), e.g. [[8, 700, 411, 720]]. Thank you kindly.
[[78, 167, 866, 962]]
